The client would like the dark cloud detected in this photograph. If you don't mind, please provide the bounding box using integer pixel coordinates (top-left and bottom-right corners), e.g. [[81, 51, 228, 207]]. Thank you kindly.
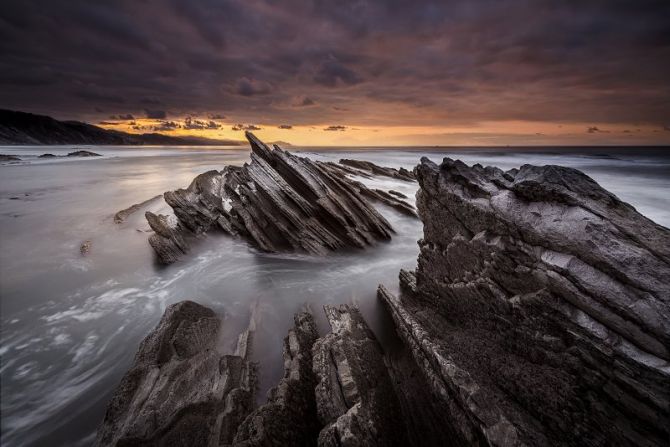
[[235, 77, 272, 96], [278, 124, 293, 129], [109, 113, 134, 120], [232, 124, 261, 131], [324, 125, 347, 131], [313, 58, 362, 87], [144, 109, 167, 119], [292, 96, 316, 107], [153, 120, 180, 131], [587, 126, 609, 133], [183, 116, 221, 130], [0, 0, 669, 133], [209, 113, 225, 120], [98, 121, 118, 125]]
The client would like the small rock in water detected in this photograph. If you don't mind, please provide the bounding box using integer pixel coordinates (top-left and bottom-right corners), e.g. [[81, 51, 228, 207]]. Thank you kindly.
[[80, 240, 92, 255], [38, 153, 57, 158], [67, 150, 101, 157], [0, 154, 21, 162]]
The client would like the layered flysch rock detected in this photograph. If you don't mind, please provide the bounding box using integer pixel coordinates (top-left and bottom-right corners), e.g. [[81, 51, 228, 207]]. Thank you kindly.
[[95, 301, 257, 447], [312, 305, 410, 446], [339, 158, 416, 181], [233, 311, 321, 446], [379, 158, 670, 446], [146, 132, 418, 264]]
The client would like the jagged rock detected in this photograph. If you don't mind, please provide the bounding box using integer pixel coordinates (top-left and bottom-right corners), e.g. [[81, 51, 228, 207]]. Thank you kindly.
[[114, 194, 162, 223], [145, 211, 190, 264], [146, 132, 397, 264], [233, 312, 320, 447], [379, 158, 670, 446], [339, 159, 416, 181], [96, 300, 257, 447], [312, 305, 410, 446], [67, 150, 101, 157], [0, 154, 21, 162]]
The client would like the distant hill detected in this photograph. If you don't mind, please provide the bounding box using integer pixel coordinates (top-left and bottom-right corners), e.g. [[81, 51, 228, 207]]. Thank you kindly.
[[0, 110, 244, 146]]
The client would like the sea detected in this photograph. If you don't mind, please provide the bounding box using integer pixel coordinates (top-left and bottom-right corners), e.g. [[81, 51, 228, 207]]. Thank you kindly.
[[1, 145, 668, 446]]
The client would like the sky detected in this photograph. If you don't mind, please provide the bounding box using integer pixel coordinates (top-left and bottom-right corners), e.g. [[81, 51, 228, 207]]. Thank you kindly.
[[1, 0, 669, 146]]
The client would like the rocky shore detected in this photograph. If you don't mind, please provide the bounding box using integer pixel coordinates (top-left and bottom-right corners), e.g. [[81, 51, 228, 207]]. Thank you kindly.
[[98, 155, 669, 446]]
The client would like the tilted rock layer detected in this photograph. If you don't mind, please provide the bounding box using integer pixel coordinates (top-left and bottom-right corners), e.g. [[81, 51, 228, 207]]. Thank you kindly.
[[379, 158, 670, 446], [146, 132, 417, 264]]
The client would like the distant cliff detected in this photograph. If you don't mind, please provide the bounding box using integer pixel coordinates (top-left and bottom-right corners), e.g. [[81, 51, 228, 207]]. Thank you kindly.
[[0, 110, 243, 146]]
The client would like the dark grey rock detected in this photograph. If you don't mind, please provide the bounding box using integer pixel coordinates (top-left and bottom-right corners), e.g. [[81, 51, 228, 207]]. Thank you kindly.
[[95, 300, 257, 447], [312, 304, 410, 447], [378, 158, 670, 446], [233, 312, 320, 447], [80, 240, 92, 255], [114, 195, 162, 224], [67, 150, 102, 157], [0, 154, 21, 162], [146, 132, 398, 264], [339, 159, 416, 181], [38, 153, 57, 158]]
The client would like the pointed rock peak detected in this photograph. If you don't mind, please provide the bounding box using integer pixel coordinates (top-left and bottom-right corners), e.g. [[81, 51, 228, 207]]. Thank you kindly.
[[245, 131, 273, 161]]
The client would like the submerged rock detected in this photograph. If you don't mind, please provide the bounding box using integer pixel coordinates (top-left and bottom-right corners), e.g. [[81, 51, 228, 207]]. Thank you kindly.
[[379, 158, 670, 446], [339, 159, 416, 181], [95, 301, 257, 447], [147, 132, 398, 264], [113, 194, 163, 224], [38, 153, 57, 158], [312, 305, 410, 446], [67, 150, 102, 157], [0, 154, 21, 162]]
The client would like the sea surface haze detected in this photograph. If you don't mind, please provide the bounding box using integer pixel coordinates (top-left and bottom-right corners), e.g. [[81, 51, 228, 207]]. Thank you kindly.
[[0, 145, 669, 446]]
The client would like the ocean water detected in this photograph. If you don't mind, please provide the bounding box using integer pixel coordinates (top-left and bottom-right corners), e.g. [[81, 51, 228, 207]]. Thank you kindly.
[[0, 145, 668, 446]]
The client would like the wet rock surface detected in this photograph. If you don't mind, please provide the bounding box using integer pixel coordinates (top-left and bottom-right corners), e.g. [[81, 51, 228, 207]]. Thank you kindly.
[[114, 195, 163, 224], [312, 305, 410, 447], [95, 301, 257, 447], [378, 157, 670, 446], [146, 132, 419, 264], [233, 312, 320, 447]]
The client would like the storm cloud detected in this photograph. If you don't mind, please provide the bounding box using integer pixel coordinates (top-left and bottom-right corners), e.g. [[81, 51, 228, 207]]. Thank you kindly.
[[0, 0, 669, 129]]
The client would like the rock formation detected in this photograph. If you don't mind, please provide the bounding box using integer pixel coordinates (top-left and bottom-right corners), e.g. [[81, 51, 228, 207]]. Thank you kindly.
[[0, 154, 21, 162], [312, 305, 410, 446], [101, 155, 670, 446], [378, 157, 670, 446], [146, 132, 418, 264], [233, 312, 321, 446], [95, 301, 257, 447]]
